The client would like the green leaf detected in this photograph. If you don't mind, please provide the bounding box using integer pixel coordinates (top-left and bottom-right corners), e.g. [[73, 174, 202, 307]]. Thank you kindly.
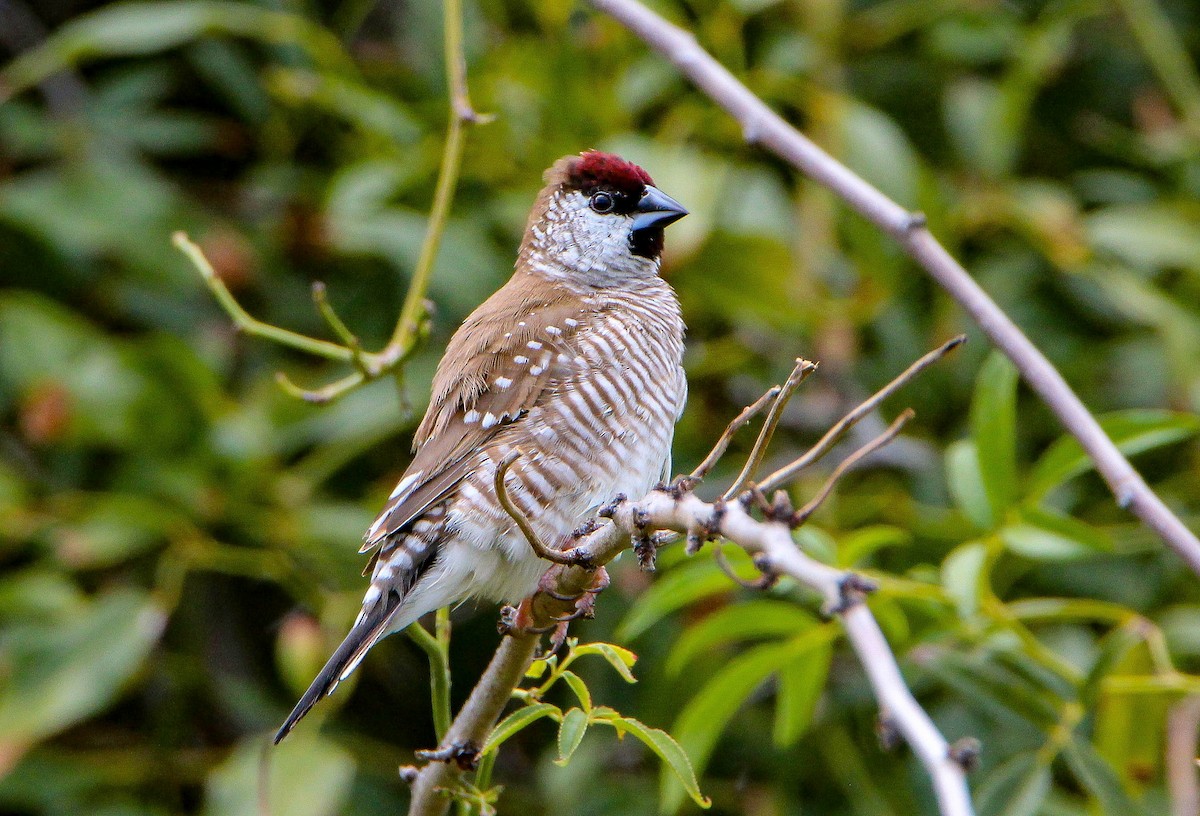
[[1029, 410, 1200, 498], [975, 753, 1052, 816], [616, 558, 737, 641], [559, 671, 592, 714], [970, 351, 1019, 520], [835, 525, 911, 568], [1000, 510, 1112, 561], [664, 630, 834, 812], [203, 732, 354, 816], [665, 600, 817, 676], [482, 703, 560, 754], [608, 716, 710, 811], [571, 642, 638, 684], [1062, 737, 1142, 816], [941, 541, 990, 620], [946, 440, 994, 530], [554, 708, 589, 766], [772, 641, 832, 747], [0, 590, 165, 754]]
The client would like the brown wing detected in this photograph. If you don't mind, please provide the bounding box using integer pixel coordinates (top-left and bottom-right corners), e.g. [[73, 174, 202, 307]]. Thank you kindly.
[[363, 275, 589, 548]]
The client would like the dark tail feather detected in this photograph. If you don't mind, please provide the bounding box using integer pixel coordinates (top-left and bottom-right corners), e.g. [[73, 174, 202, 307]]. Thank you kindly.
[[274, 607, 391, 744]]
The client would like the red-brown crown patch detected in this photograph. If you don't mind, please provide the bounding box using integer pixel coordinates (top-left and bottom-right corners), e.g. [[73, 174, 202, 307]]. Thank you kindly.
[[565, 150, 654, 198]]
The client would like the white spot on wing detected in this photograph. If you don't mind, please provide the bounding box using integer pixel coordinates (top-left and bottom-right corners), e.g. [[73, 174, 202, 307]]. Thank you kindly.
[[389, 471, 421, 499], [514, 355, 529, 365], [546, 326, 561, 335], [527, 340, 543, 350], [482, 412, 499, 429], [495, 376, 512, 388], [464, 409, 481, 423], [564, 318, 579, 327]]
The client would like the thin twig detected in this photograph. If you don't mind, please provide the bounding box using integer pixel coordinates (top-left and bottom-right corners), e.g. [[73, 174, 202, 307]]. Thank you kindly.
[[687, 385, 782, 482], [758, 337, 963, 494], [173, 232, 354, 363], [723, 358, 816, 499], [386, 0, 489, 356], [791, 409, 914, 526], [588, 0, 1200, 579], [311, 282, 370, 376], [494, 450, 578, 566]]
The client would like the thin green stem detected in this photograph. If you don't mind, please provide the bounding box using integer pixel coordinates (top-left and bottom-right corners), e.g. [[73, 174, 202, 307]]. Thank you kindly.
[[388, 0, 484, 353], [174, 232, 354, 363], [408, 616, 453, 741]]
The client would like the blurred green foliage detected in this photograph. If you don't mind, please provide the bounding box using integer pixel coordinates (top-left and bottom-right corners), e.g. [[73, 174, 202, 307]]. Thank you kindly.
[[2, 0, 1200, 814]]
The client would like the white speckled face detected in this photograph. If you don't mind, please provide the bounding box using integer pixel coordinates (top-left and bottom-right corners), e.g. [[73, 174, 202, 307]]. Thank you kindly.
[[526, 189, 659, 287]]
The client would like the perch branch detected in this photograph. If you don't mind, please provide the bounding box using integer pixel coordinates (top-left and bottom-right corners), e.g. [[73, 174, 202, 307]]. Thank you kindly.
[[587, 0, 1200, 577], [406, 352, 969, 816]]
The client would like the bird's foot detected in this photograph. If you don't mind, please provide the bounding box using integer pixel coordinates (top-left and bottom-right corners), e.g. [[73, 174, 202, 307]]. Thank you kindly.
[[498, 599, 552, 635], [546, 567, 609, 650]]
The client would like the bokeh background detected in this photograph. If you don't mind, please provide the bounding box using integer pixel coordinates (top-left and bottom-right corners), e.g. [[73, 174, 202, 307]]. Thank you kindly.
[[3, 0, 1200, 814]]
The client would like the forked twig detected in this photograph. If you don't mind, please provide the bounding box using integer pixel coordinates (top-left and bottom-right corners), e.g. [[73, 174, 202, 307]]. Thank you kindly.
[[494, 450, 579, 566], [757, 337, 963, 494], [724, 358, 817, 500], [687, 385, 782, 483], [790, 409, 914, 526], [312, 281, 370, 376]]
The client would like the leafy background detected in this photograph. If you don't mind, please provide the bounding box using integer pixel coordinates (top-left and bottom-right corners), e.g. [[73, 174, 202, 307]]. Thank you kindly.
[[2, 0, 1200, 814]]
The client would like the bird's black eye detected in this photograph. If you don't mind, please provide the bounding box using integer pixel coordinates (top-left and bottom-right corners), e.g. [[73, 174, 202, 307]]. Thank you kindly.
[[590, 192, 615, 213]]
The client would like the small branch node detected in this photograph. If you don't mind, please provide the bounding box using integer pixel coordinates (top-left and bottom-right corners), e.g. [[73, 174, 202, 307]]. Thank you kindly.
[[876, 712, 902, 752], [597, 493, 628, 519], [824, 572, 878, 616], [948, 737, 982, 772], [571, 518, 601, 539], [714, 547, 777, 590], [901, 211, 928, 233], [399, 765, 421, 784], [414, 741, 481, 771]]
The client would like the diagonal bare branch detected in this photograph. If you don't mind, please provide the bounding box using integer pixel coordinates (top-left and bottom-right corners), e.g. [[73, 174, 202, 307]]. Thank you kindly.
[[588, 0, 1200, 579]]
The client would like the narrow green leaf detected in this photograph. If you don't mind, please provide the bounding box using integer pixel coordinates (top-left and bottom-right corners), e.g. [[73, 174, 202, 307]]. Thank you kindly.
[[481, 703, 560, 754], [616, 558, 736, 641], [975, 753, 1052, 816], [204, 732, 354, 816], [1029, 410, 1200, 498], [941, 541, 989, 620], [663, 629, 835, 812], [554, 708, 589, 766], [559, 671, 592, 714], [946, 440, 994, 530], [572, 642, 638, 684], [1000, 520, 1107, 562], [665, 600, 816, 676], [611, 716, 710, 810], [835, 525, 911, 568], [1062, 737, 1142, 816], [970, 351, 1020, 518], [0, 590, 165, 749], [772, 641, 832, 747]]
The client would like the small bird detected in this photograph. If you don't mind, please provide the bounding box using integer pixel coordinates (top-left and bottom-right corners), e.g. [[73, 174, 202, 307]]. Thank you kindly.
[[276, 151, 689, 742]]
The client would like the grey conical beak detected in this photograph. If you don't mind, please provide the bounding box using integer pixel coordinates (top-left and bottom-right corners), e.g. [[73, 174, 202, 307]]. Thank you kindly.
[[631, 185, 688, 232]]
